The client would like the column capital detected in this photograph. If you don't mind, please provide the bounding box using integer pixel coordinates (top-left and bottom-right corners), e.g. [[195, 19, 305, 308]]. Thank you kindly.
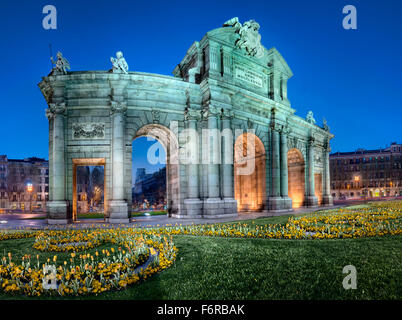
[[110, 101, 127, 115], [279, 124, 291, 135], [202, 105, 221, 119], [221, 108, 234, 120], [46, 102, 66, 120], [270, 122, 282, 132], [184, 107, 201, 121], [308, 136, 316, 147], [324, 137, 331, 152]]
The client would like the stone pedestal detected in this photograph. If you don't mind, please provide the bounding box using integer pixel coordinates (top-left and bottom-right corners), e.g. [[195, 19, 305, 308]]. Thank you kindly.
[[108, 200, 129, 223], [281, 196, 293, 210], [46, 201, 70, 224], [183, 198, 203, 217], [224, 198, 238, 215], [203, 198, 234, 218], [322, 195, 334, 206], [306, 195, 318, 207], [268, 196, 283, 211]]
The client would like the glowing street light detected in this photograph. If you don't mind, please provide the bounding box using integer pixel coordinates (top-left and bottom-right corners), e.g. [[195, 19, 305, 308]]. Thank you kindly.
[[26, 182, 33, 213], [26, 183, 33, 192]]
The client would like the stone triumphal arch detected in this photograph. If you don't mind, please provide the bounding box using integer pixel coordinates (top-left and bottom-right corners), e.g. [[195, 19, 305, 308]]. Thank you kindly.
[[39, 17, 333, 224]]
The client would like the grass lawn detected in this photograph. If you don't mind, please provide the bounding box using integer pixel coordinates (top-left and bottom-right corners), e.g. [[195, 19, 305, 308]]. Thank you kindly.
[[0, 224, 400, 299]]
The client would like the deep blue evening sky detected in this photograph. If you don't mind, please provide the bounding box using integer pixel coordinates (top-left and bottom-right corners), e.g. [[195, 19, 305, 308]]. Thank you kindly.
[[0, 0, 401, 162]]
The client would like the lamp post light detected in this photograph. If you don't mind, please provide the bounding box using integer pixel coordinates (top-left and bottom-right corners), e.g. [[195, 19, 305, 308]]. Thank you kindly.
[[26, 183, 33, 213]]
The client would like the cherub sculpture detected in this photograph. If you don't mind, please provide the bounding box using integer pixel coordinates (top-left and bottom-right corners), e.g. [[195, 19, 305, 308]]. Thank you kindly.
[[322, 118, 330, 131], [50, 51, 70, 75], [306, 111, 316, 124], [110, 51, 129, 74]]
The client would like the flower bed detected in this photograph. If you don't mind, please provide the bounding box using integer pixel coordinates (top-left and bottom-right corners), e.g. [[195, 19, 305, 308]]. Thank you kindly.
[[146, 201, 402, 240], [0, 229, 177, 296], [0, 201, 400, 296]]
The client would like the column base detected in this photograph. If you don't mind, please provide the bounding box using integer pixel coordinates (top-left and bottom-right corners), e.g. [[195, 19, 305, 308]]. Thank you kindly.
[[47, 201, 70, 224], [203, 198, 225, 216], [306, 196, 319, 207], [223, 198, 238, 215], [281, 196, 293, 210], [322, 195, 334, 206], [108, 200, 129, 224], [183, 198, 203, 217], [267, 196, 283, 211]]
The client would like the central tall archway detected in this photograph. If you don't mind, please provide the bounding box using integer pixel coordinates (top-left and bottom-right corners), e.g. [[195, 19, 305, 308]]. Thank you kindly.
[[287, 148, 305, 208], [131, 124, 180, 216], [234, 133, 266, 212]]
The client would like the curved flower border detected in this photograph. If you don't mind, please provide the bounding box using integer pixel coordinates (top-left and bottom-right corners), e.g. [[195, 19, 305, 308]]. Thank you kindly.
[[0, 229, 177, 296]]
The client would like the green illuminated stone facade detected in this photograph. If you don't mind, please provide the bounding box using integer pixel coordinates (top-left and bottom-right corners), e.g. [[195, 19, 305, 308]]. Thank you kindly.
[[39, 18, 333, 224]]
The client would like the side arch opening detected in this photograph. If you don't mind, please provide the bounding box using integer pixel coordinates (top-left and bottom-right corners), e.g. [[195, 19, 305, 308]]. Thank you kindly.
[[234, 133, 266, 212], [287, 148, 305, 208]]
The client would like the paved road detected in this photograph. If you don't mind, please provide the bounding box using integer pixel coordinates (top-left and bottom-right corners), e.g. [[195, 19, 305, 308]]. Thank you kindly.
[[0, 204, 347, 230]]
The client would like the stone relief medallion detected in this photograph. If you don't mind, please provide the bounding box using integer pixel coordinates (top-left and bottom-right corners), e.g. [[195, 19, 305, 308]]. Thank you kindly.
[[72, 123, 105, 139]]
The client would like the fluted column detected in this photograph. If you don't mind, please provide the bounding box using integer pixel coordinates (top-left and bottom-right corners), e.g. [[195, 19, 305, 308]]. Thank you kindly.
[[45, 102, 69, 224], [186, 118, 200, 199], [109, 101, 129, 223], [221, 109, 237, 215], [271, 128, 281, 197], [207, 107, 221, 199], [268, 109, 282, 210], [280, 127, 292, 209], [111, 102, 125, 200], [52, 105, 66, 201], [307, 137, 318, 207], [202, 104, 229, 217], [322, 139, 334, 205], [183, 107, 203, 217], [221, 109, 234, 198]]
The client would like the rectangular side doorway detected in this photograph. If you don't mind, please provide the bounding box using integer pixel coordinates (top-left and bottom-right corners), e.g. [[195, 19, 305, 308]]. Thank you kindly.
[[72, 158, 106, 222]]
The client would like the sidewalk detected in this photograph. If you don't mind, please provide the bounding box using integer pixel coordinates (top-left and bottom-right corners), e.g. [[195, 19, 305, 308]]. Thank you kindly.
[[0, 204, 348, 230]]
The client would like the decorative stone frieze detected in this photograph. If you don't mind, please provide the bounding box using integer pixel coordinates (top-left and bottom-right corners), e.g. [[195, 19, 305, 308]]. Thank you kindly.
[[72, 123, 105, 139]]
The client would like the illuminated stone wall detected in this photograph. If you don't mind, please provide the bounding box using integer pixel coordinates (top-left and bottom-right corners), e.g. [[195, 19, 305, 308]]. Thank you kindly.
[[234, 133, 266, 211], [315, 173, 323, 205], [287, 149, 305, 208]]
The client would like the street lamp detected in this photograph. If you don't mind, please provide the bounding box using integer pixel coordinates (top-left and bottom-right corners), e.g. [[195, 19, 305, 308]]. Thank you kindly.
[[26, 183, 33, 213]]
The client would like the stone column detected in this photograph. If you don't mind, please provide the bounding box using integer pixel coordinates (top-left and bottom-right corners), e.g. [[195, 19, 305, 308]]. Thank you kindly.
[[268, 120, 282, 211], [306, 137, 318, 207], [280, 128, 292, 210], [108, 101, 129, 223], [322, 140, 334, 206], [221, 109, 237, 215], [207, 108, 220, 198], [46, 103, 69, 224], [203, 105, 225, 217], [183, 108, 203, 217]]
